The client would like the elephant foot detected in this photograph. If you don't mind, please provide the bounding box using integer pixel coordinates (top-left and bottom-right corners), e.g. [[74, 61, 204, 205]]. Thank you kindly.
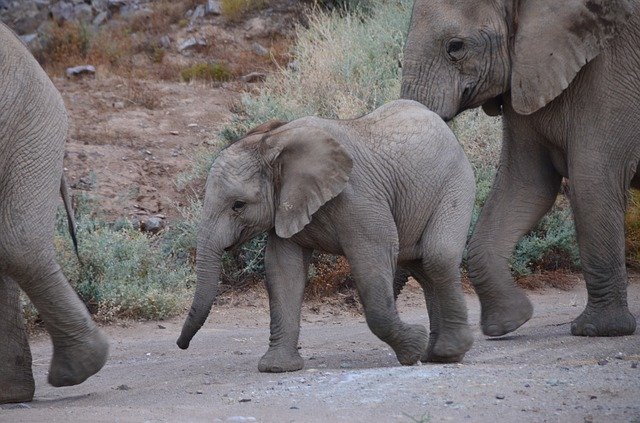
[[571, 304, 636, 337], [389, 323, 429, 366], [48, 327, 109, 387], [258, 347, 304, 373], [0, 371, 34, 404], [480, 287, 533, 337], [422, 325, 473, 363]]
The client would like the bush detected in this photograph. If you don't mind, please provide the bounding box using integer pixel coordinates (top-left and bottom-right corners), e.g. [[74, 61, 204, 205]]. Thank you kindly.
[[625, 189, 640, 268], [47, 194, 195, 322], [221, 0, 268, 21], [181, 63, 233, 83]]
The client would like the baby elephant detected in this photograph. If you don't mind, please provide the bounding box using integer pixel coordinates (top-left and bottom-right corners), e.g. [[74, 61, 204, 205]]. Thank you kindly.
[[177, 100, 475, 371]]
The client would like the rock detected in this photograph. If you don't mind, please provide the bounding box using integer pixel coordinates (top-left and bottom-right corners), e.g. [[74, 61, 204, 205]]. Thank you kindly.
[[205, 0, 221, 15], [157, 324, 166, 329], [178, 36, 207, 52], [141, 216, 164, 233], [49, 1, 75, 23], [251, 42, 269, 56], [66, 65, 96, 78], [241, 72, 266, 83], [159, 34, 171, 49], [189, 4, 204, 26], [74, 3, 94, 22], [287, 60, 300, 72], [19, 33, 38, 44], [113, 100, 125, 109], [614, 352, 625, 360], [632, 361, 638, 369], [597, 359, 608, 366], [243, 17, 268, 39], [116, 384, 131, 390], [92, 10, 108, 25], [495, 394, 505, 400]]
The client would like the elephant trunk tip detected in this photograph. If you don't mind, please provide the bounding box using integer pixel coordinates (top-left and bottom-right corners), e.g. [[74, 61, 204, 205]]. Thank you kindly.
[[176, 335, 191, 350]]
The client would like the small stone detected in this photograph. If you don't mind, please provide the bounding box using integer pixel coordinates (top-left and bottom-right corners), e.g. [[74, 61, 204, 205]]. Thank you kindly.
[[290, 406, 299, 410], [160, 35, 171, 49], [614, 352, 625, 360], [252, 42, 269, 57], [239, 398, 251, 403], [597, 359, 608, 366], [339, 362, 351, 369], [631, 361, 638, 369], [196, 390, 203, 394], [496, 394, 505, 400], [524, 383, 531, 388], [170, 130, 179, 135], [445, 400, 454, 405], [178, 37, 207, 52], [287, 60, 300, 72], [19, 33, 38, 44], [205, 0, 221, 15], [157, 324, 166, 329], [590, 395, 597, 400], [66, 65, 96, 78], [141, 216, 164, 234], [241, 72, 267, 83], [113, 101, 125, 109], [93, 10, 109, 26], [226, 417, 256, 422], [116, 384, 131, 390], [546, 379, 559, 386]]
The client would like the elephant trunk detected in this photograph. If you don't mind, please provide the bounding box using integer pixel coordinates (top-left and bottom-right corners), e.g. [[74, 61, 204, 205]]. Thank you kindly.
[[177, 234, 223, 349], [401, 59, 461, 121]]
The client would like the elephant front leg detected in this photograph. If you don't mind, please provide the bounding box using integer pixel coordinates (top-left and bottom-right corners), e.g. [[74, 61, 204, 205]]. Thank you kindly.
[[0, 275, 34, 404], [258, 233, 311, 373], [468, 125, 562, 337], [343, 222, 428, 365], [568, 162, 636, 336]]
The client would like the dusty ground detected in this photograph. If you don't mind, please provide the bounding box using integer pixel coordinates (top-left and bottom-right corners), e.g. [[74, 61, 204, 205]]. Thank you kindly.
[[2, 279, 639, 422], [58, 74, 239, 222]]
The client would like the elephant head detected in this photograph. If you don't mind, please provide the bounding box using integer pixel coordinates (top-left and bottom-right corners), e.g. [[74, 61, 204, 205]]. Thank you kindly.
[[400, 0, 633, 119], [177, 121, 353, 349]]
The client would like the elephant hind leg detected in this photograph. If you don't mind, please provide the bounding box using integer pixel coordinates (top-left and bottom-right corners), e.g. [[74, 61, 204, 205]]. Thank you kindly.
[[0, 275, 34, 404], [414, 198, 474, 363]]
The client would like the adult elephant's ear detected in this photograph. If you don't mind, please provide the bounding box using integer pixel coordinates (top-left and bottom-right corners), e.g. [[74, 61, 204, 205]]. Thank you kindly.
[[510, 0, 633, 115], [261, 125, 353, 238]]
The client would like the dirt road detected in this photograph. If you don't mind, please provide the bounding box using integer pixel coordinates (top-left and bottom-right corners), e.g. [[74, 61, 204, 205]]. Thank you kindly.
[[2, 281, 640, 422]]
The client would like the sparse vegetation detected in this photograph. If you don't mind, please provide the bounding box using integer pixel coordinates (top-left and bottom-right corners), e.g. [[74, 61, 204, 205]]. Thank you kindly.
[[221, 0, 268, 22], [181, 63, 233, 83]]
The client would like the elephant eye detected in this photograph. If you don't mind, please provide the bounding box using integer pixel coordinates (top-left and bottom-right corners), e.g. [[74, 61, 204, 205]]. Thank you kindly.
[[232, 200, 246, 212], [446, 39, 465, 60]]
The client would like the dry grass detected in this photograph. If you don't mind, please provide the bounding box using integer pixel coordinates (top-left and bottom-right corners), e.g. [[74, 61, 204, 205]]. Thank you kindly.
[[306, 255, 355, 299]]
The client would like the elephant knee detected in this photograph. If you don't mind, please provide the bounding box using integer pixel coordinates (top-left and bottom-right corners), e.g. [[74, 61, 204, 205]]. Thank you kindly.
[[0, 239, 56, 280]]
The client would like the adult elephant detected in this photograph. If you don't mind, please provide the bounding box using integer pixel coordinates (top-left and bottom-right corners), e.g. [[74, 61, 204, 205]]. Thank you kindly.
[[0, 23, 108, 403], [401, 0, 639, 337]]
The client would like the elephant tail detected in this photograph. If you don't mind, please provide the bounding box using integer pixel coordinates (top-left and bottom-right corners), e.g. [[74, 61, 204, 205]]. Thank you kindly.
[[60, 174, 79, 258]]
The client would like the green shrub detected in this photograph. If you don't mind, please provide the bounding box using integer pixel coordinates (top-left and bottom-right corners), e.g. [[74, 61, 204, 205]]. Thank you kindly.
[[181, 63, 233, 83], [221, 0, 268, 21], [48, 194, 195, 322]]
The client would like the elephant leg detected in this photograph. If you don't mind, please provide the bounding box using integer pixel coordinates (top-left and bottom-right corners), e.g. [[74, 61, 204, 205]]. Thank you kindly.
[[416, 193, 473, 362], [0, 275, 34, 404], [1, 160, 108, 386], [568, 160, 636, 336], [342, 217, 428, 365], [468, 127, 562, 337], [258, 233, 312, 373]]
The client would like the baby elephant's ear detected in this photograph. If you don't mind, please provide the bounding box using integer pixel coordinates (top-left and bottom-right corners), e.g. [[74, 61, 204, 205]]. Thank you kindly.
[[262, 126, 353, 238]]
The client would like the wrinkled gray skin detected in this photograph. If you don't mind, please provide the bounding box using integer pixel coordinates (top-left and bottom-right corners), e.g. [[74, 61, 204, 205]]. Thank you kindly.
[[0, 23, 108, 403], [401, 0, 640, 337], [177, 100, 475, 372]]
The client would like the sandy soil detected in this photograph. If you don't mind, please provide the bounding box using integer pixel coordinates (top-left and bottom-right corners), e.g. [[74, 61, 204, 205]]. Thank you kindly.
[[2, 279, 639, 422]]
